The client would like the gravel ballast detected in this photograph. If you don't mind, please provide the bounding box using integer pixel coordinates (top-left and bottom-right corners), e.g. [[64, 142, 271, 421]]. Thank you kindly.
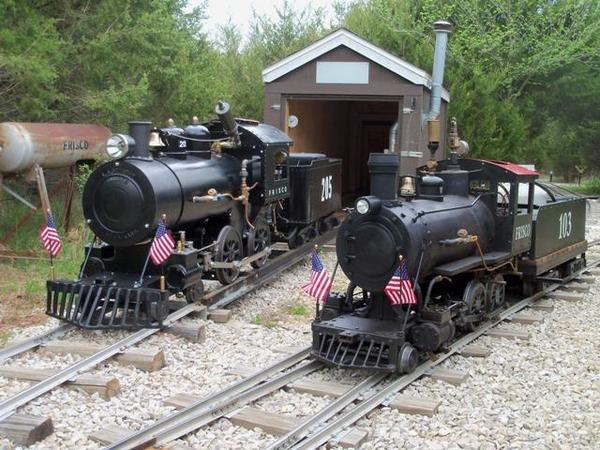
[[0, 201, 599, 449]]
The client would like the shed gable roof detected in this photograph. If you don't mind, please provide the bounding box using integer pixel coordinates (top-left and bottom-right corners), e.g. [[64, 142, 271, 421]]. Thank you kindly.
[[262, 28, 450, 102]]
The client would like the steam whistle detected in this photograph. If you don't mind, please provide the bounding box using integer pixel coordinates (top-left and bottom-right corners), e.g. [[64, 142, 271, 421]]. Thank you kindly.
[[427, 118, 440, 171]]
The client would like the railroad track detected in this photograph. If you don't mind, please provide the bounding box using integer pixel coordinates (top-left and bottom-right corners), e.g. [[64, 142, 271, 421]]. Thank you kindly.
[[100, 244, 600, 450], [0, 229, 337, 427]]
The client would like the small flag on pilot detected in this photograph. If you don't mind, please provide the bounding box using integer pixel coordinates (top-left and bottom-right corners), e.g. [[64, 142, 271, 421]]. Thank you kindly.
[[40, 213, 62, 257], [149, 218, 175, 265], [384, 258, 417, 305], [302, 250, 333, 303]]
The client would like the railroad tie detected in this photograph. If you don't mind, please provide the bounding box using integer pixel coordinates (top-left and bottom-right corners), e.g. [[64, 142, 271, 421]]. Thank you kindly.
[[575, 275, 595, 284], [164, 392, 200, 409], [0, 414, 53, 446], [287, 379, 350, 398], [558, 282, 590, 293], [530, 300, 554, 312], [0, 366, 120, 399], [166, 321, 207, 343], [547, 291, 584, 302], [389, 395, 441, 417], [42, 341, 166, 372], [229, 407, 302, 435], [427, 368, 469, 386], [459, 344, 490, 358], [89, 425, 157, 448], [486, 328, 530, 340], [509, 313, 544, 325], [207, 309, 232, 323], [328, 428, 369, 448]]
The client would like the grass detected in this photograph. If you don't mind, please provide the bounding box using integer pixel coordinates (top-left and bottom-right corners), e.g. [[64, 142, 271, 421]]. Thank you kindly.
[[288, 303, 309, 316], [566, 177, 600, 196], [251, 314, 278, 328], [0, 175, 89, 342]]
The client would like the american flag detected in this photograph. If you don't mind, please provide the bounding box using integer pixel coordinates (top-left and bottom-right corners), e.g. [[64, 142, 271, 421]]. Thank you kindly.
[[302, 250, 333, 303], [40, 213, 62, 257], [149, 218, 175, 265], [384, 258, 417, 305]]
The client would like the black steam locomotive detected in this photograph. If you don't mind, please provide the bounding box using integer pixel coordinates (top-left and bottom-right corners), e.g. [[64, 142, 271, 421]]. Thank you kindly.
[[312, 136, 587, 374], [47, 102, 341, 329]]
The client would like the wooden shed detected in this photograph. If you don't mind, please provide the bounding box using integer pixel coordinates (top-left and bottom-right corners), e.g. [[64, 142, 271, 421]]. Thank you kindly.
[[262, 28, 449, 199]]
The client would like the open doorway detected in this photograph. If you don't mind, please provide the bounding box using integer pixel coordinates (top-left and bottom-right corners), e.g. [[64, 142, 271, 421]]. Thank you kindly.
[[286, 98, 400, 202]]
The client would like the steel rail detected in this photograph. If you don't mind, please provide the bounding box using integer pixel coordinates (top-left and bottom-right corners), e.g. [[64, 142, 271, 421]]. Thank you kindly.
[[0, 303, 202, 422], [105, 349, 318, 450], [0, 323, 73, 363], [288, 256, 600, 450], [265, 372, 388, 450]]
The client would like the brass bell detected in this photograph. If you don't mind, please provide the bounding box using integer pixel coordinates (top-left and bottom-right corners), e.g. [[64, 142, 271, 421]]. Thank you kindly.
[[149, 131, 163, 147], [400, 176, 416, 197]]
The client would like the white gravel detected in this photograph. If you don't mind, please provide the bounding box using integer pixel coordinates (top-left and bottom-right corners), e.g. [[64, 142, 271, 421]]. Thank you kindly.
[[1, 200, 599, 449]]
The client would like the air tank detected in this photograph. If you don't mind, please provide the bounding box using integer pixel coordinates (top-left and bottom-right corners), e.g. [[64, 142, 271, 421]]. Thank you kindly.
[[0, 123, 111, 174]]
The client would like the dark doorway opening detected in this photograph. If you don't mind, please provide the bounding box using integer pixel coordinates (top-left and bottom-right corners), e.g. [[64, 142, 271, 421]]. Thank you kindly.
[[286, 98, 399, 202]]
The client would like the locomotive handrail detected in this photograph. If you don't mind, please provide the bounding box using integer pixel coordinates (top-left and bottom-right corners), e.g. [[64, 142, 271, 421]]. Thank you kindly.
[[414, 192, 490, 219]]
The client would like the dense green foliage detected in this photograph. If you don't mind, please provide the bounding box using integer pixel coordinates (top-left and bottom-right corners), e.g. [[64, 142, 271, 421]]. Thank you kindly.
[[1, 0, 598, 176]]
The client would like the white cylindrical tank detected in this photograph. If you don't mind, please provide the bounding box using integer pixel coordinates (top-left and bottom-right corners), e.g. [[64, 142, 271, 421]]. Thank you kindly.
[[0, 123, 111, 174]]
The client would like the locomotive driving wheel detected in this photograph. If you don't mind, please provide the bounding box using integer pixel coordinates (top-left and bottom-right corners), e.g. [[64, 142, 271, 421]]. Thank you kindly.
[[485, 274, 505, 311], [215, 226, 243, 285], [248, 218, 271, 269], [462, 280, 486, 331]]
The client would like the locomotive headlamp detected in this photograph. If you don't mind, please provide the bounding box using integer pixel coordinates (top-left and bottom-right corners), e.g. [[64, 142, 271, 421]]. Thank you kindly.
[[355, 196, 382, 215], [106, 134, 133, 159], [356, 198, 370, 215]]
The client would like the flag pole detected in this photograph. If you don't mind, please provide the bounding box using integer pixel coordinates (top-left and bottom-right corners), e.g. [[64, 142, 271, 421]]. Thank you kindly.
[[45, 208, 56, 280], [402, 250, 425, 331], [313, 244, 321, 320]]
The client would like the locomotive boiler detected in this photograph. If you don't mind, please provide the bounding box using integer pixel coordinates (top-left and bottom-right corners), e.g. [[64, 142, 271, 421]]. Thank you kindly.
[[47, 102, 341, 329]]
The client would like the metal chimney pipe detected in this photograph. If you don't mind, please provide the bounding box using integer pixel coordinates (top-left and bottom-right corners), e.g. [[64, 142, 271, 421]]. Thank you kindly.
[[428, 20, 452, 120]]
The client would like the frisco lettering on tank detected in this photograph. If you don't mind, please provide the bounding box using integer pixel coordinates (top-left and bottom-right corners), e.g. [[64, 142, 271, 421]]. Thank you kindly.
[[514, 223, 531, 240], [63, 139, 90, 151]]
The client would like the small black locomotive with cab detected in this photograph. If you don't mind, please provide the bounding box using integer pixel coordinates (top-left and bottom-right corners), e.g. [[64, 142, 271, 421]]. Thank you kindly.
[[47, 102, 341, 329], [311, 124, 587, 374]]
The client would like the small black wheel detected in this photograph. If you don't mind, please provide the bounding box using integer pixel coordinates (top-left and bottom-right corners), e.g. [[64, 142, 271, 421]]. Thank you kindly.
[[184, 281, 204, 303], [397, 343, 419, 374], [248, 218, 271, 269], [148, 299, 169, 322], [215, 225, 243, 285], [462, 280, 486, 331], [485, 274, 505, 311]]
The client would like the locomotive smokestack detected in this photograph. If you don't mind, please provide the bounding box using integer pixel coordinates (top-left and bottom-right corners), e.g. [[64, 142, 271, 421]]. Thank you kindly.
[[128, 121, 152, 158], [215, 101, 241, 146], [428, 20, 452, 121]]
